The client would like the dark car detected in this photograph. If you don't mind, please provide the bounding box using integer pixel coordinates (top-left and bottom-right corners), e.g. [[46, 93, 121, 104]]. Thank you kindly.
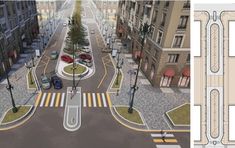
[[79, 53, 92, 61], [82, 39, 89, 46], [61, 55, 73, 63], [51, 75, 63, 89]]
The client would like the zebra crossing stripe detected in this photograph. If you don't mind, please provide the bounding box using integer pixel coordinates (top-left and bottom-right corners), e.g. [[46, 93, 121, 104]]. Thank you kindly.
[[83, 93, 87, 107], [97, 93, 102, 107], [92, 93, 97, 107], [60, 93, 65, 107], [153, 139, 177, 143], [40, 93, 47, 107], [45, 93, 51, 107], [88, 93, 92, 107], [50, 93, 56, 107], [106, 93, 112, 107], [55, 93, 61, 107], [101, 93, 107, 107], [151, 134, 174, 138], [155, 145, 181, 148], [35, 92, 42, 106]]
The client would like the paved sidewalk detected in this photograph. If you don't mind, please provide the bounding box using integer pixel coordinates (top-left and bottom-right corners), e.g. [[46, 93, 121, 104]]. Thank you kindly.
[[110, 53, 190, 130], [0, 51, 39, 119]]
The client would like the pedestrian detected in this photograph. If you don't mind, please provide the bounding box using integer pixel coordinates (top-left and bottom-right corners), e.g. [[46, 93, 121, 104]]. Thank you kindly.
[[162, 131, 167, 142]]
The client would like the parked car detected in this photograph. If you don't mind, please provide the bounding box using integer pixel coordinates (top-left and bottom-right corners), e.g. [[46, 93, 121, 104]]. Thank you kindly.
[[63, 22, 67, 27], [50, 51, 58, 60], [51, 75, 63, 89], [81, 47, 90, 53], [82, 39, 90, 46], [41, 75, 51, 90], [90, 29, 95, 34], [79, 53, 92, 61], [61, 55, 73, 63], [84, 32, 88, 36], [75, 59, 93, 68]]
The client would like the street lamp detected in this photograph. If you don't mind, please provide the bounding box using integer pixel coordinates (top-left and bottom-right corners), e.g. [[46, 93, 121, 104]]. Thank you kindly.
[[0, 28, 18, 113], [68, 17, 77, 90], [128, 22, 153, 113]]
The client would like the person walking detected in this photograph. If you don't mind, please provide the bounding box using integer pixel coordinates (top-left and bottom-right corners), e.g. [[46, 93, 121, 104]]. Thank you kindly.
[[162, 131, 167, 142]]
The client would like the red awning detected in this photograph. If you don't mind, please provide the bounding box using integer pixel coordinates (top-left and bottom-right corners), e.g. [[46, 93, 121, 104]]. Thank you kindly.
[[118, 28, 124, 33], [182, 67, 190, 77], [133, 50, 143, 59], [164, 68, 175, 77]]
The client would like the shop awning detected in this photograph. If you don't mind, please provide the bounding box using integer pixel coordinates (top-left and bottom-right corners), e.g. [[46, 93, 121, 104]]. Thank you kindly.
[[164, 68, 175, 77], [118, 28, 124, 33], [182, 67, 190, 77]]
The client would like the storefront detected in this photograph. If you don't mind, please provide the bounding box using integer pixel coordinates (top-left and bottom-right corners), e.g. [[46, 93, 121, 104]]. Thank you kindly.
[[160, 68, 175, 87], [178, 67, 190, 87]]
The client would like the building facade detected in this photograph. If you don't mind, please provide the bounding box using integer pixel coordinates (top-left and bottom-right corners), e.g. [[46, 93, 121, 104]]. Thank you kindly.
[[0, 0, 39, 78], [116, 0, 190, 88]]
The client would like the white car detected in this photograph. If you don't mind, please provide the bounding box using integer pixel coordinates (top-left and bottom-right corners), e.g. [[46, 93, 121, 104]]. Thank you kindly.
[[63, 22, 67, 27], [81, 47, 90, 53], [90, 29, 95, 34]]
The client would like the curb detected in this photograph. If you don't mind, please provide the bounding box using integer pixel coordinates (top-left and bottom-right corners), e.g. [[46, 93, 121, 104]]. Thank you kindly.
[[0, 105, 35, 131]]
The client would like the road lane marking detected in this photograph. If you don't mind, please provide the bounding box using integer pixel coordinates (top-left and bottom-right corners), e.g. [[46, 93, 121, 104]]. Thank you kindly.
[[60, 93, 65, 107], [83, 93, 87, 107], [151, 134, 174, 138], [153, 139, 177, 143], [55, 93, 61, 107], [97, 58, 107, 88], [106, 93, 112, 107], [88, 93, 92, 107], [50, 93, 56, 107], [92, 93, 97, 107], [101, 93, 107, 107], [97, 93, 102, 107], [155, 145, 181, 148], [45, 93, 51, 107], [40, 93, 47, 107], [35, 92, 42, 106]]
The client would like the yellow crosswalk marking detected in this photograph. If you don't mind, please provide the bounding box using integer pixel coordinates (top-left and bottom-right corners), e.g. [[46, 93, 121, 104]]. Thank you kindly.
[[45, 93, 51, 107], [153, 139, 178, 143], [97, 93, 102, 107], [106, 93, 112, 107], [35, 92, 42, 106], [88, 93, 92, 107], [55, 93, 61, 107]]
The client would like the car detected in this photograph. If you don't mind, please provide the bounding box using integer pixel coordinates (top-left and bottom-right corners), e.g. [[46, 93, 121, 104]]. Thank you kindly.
[[50, 51, 58, 60], [51, 75, 63, 89], [78, 53, 92, 61], [84, 32, 88, 36], [81, 47, 90, 53], [61, 55, 73, 63], [41, 75, 51, 90], [63, 22, 67, 27], [90, 29, 95, 34], [75, 59, 93, 68], [82, 39, 89, 46]]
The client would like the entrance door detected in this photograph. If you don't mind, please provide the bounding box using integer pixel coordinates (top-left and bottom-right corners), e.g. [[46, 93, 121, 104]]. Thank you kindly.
[[160, 76, 172, 87]]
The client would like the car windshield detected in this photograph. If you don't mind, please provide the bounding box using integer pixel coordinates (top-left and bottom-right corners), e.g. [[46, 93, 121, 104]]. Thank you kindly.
[[42, 77, 49, 83], [51, 51, 57, 55]]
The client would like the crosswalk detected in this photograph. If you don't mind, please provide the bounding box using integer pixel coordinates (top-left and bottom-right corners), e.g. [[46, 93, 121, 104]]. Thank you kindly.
[[82, 93, 112, 107], [151, 132, 181, 148], [35, 92, 66, 107]]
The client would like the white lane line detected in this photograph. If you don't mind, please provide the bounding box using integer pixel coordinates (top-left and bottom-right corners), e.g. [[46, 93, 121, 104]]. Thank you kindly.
[[60, 93, 65, 107], [50, 93, 56, 107], [151, 133, 174, 138], [92, 93, 96, 107], [101, 93, 107, 107], [40, 93, 47, 107], [83, 93, 86, 107], [156, 145, 181, 148]]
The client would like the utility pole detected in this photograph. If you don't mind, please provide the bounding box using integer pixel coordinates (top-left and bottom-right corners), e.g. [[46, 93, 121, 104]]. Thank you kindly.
[[128, 22, 152, 113], [0, 29, 18, 113]]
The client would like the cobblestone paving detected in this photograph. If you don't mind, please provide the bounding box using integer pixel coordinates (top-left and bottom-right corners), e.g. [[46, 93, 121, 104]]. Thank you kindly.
[[0, 53, 39, 119], [110, 54, 190, 130]]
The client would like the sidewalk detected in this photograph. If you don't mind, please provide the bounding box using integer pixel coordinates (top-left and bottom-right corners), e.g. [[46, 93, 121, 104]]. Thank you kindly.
[[109, 53, 190, 130]]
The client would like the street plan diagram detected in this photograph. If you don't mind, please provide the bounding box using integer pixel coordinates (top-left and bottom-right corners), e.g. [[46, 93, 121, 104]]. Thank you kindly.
[[193, 4, 235, 148]]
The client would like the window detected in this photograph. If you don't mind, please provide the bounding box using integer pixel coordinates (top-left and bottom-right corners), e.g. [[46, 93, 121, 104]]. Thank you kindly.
[[164, 1, 170, 8], [186, 54, 190, 63], [161, 13, 166, 27], [156, 30, 163, 45], [152, 10, 158, 23], [155, 0, 160, 6], [148, 26, 155, 39], [0, 8, 4, 18], [183, 0, 190, 8], [172, 35, 183, 48], [168, 54, 179, 63], [154, 50, 159, 58], [178, 16, 189, 29], [136, 4, 140, 15]]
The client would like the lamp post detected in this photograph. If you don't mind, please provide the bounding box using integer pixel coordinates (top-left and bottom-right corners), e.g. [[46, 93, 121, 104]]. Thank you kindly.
[[0, 29, 18, 113], [128, 22, 152, 113]]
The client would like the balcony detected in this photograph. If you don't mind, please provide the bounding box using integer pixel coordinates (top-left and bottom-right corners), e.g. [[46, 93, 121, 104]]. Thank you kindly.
[[183, 2, 190, 9]]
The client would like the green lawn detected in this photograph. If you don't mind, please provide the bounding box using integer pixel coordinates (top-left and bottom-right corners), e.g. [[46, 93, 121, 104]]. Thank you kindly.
[[115, 106, 143, 125], [27, 71, 36, 89], [167, 103, 190, 125], [112, 73, 123, 89], [64, 64, 87, 75], [1, 106, 31, 124]]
